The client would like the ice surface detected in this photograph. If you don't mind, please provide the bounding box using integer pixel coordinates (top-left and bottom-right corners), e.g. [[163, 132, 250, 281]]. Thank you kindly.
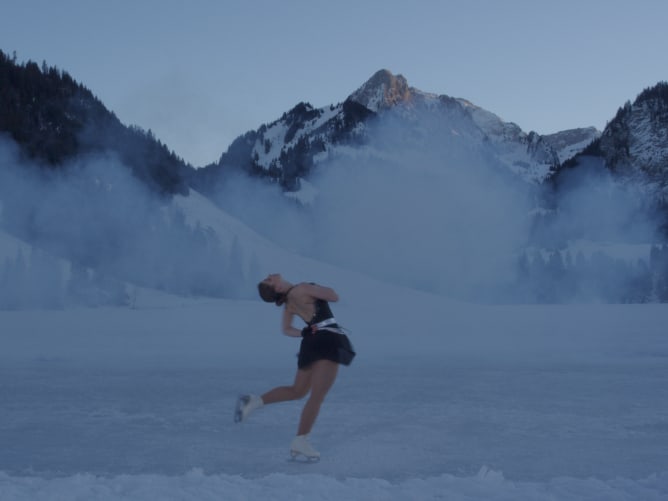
[[2, 287, 668, 500]]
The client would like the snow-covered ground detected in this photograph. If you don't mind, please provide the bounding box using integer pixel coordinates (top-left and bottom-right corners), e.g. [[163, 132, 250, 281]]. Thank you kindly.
[[2, 282, 668, 500]]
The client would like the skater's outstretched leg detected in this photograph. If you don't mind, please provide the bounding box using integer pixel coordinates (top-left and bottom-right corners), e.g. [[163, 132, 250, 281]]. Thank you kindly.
[[261, 368, 311, 404], [236, 369, 311, 423]]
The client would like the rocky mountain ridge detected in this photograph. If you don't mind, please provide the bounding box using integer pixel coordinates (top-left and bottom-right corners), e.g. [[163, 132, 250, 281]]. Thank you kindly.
[[548, 81, 668, 219], [195, 69, 600, 196]]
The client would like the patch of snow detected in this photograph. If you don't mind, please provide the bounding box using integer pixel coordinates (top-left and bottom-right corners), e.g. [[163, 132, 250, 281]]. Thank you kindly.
[[1, 469, 666, 501], [253, 122, 289, 169]]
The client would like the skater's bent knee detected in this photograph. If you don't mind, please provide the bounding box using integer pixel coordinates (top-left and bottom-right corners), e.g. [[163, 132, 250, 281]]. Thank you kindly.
[[291, 386, 309, 400]]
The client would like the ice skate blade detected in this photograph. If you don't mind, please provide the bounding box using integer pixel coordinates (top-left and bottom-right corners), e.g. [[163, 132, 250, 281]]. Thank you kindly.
[[289, 450, 320, 463], [233, 395, 249, 423]]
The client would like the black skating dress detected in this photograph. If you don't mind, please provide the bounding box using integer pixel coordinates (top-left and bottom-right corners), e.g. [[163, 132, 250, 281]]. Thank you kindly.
[[297, 298, 355, 369]]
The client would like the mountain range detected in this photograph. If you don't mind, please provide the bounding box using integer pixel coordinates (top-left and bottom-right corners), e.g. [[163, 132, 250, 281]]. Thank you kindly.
[[2, 50, 666, 205], [1, 49, 668, 305], [194, 69, 600, 195]]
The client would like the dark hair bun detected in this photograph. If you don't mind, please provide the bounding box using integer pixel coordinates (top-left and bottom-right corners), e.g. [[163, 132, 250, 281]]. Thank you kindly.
[[258, 282, 277, 302]]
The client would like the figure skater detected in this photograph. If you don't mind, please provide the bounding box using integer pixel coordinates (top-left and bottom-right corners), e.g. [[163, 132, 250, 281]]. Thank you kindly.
[[234, 273, 355, 461]]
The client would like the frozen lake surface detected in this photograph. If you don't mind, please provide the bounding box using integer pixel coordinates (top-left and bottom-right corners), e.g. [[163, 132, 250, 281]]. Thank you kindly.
[[2, 361, 667, 482], [2, 296, 668, 500]]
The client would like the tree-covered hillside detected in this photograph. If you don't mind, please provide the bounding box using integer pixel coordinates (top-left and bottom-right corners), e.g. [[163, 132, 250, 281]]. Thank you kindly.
[[0, 50, 192, 195]]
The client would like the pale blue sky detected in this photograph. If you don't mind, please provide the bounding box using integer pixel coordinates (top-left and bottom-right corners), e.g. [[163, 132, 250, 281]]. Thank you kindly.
[[2, 0, 666, 166]]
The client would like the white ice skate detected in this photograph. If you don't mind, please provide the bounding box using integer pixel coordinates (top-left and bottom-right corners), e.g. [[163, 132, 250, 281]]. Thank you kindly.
[[233, 394, 263, 423], [289, 434, 320, 462]]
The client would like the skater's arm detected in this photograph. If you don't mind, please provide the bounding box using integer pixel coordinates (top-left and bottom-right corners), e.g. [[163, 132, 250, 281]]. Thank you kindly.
[[302, 283, 339, 302], [281, 308, 302, 337]]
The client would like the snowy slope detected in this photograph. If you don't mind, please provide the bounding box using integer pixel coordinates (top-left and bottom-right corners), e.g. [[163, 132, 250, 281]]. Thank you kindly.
[[543, 127, 600, 164], [170, 189, 417, 301]]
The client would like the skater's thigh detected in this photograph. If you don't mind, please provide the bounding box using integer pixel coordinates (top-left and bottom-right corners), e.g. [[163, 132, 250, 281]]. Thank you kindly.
[[309, 360, 339, 397], [292, 368, 312, 397]]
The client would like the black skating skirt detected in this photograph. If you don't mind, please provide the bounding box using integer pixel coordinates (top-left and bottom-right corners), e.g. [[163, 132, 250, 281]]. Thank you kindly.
[[297, 330, 356, 369]]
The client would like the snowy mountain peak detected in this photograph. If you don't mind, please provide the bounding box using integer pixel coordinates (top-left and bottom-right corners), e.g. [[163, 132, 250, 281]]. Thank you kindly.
[[196, 70, 601, 194], [348, 69, 412, 112]]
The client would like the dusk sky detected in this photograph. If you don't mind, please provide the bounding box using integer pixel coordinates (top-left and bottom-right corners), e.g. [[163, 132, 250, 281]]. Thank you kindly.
[[2, 0, 667, 167]]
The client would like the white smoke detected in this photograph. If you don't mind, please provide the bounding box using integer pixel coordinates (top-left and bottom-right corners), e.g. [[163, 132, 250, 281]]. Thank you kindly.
[[209, 109, 534, 301], [307, 111, 533, 300], [0, 136, 241, 309], [208, 109, 665, 303], [2, 105, 665, 308]]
